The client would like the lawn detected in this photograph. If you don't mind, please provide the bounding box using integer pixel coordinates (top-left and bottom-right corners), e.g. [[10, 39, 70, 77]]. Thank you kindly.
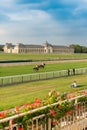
[[0, 53, 87, 60], [0, 53, 87, 111], [0, 61, 87, 77], [0, 74, 87, 110]]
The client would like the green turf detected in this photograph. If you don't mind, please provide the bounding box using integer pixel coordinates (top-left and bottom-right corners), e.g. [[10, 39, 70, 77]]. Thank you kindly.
[[0, 61, 87, 77], [0, 74, 87, 110], [0, 53, 87, 111], [0, 53, 87, 60]]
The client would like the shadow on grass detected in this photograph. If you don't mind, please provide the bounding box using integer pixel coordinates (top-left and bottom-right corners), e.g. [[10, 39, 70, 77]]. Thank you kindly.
[[77, 84, 85, 88]]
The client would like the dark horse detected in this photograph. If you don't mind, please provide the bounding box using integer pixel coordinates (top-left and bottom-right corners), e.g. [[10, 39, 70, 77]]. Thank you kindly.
[[33, 66, 39, 71], [38, 63, 45, 69]]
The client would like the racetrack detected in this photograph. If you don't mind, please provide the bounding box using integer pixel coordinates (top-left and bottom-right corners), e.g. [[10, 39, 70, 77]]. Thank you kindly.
[[0, 59, 87, 66]]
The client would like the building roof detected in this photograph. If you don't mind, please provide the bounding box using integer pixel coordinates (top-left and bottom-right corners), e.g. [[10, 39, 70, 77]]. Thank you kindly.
[[4, 43, 73, 50], [5, 43, 15, 48], [52, 45, 72, 49], [17, 44, 44, 48]]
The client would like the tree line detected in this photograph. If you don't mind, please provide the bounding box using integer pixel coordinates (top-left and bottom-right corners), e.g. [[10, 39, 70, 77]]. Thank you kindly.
[[0, 45, 4, 51], [70, 44, 87, 53]]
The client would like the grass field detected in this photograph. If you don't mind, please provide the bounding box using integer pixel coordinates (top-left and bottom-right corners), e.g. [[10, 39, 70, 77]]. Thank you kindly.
[[0, 53, 87, 60], [0, 61, 87, 77], [0, 53, 87, 111], [0, 74, 87, 110]]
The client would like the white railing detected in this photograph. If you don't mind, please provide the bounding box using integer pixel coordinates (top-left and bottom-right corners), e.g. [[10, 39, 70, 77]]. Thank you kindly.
[[0, 67, 87, 86], [0, 93, 87, 130]]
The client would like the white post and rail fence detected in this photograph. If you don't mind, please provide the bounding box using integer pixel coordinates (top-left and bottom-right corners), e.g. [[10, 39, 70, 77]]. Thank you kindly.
[[0, 91, 87, 130], [0, 68, 87, 86]]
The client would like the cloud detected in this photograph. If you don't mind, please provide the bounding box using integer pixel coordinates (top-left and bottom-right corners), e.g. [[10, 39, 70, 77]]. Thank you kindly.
[[6, 9, 51, 22], [60, 0, 87, 4], [0, 13, 66, 44], [0, 0, 15, 8], [56, 0, 87, 15], [0, 0, 87, 46]]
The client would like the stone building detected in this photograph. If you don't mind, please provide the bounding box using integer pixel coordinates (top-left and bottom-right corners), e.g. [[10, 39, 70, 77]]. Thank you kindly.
[[3, 42, 74, 54]]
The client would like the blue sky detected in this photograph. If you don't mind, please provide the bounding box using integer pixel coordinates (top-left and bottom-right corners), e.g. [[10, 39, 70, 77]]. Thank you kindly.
[[0, 0, 87, 46]]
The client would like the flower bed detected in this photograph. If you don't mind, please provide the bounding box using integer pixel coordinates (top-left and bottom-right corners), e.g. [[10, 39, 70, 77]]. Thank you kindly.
[[0, 89, 87, 129]]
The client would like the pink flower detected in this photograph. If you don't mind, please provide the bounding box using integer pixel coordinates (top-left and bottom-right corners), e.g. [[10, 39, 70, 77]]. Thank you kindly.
[[32, 102, 41, 108], [66, 93, 72, 99], [23, 104, 28, 109], [82, 90, 87, 95]]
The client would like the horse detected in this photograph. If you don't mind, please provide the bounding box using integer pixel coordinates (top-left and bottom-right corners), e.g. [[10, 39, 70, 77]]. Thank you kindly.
[[33, 63, 45, 71], [33, 66, 39, 71], [38, 63, 45, 69]]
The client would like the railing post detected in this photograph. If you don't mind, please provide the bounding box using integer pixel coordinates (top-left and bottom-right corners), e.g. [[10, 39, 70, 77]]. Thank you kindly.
[[21, 76, 23, 83], [48, 118, 51, 130], [75, 98, 77, 104], [39, 74, 40, 80], [46, 73, 47, 80], [1, 78, 3, 86], [45, 117, 49, 130], [53, 72, 54, 78], [10, 77, 13, 84], [9, 119, 13, 130]]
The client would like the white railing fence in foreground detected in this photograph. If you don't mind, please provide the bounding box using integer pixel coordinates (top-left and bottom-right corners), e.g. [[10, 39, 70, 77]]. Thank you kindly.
[[0, 94, 87, 130]]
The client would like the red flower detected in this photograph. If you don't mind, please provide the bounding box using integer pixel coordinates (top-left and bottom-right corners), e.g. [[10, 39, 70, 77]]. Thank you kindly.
[[27, 103, 32, 109], [50, 110, 56, 117], [58, 105, 62, 109], [15, 106, 20, 113], [69, 110, 74, 114], [30, 103, 39, 108], [66, 111, 70, 116], [77, 105, 81, 109], [52, 120, 57, 126], [35, 98, 42, 103], [66, 110, 74, 115], [18, 127, 23, 130], [0, 112, 5, 118]]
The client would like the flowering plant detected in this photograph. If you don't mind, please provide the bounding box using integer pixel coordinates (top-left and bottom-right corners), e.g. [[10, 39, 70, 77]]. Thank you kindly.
[[0, 89, 87, 129]]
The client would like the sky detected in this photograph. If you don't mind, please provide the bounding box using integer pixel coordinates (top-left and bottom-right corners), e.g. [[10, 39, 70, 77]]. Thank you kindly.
[[0, 0, 87, 46]]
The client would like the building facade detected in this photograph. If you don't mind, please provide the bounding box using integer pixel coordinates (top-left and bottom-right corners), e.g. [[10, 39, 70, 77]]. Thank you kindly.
[[3, 42, 74, 54]]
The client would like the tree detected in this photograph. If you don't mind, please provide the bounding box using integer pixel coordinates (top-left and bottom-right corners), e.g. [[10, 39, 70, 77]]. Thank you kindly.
[[0, 45, 4, 51], [70, 44, 87, 53]]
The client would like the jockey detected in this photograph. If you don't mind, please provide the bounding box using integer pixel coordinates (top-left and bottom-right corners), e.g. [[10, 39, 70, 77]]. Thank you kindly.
[[42, 63, 44, 66], [36, 65, 38, 68]]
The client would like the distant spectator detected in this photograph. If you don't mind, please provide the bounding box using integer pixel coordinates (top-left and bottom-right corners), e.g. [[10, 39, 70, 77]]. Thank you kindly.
[[67, 69, 70, 76], [73, 68, 75, 75], [71, 81, 77, 88]]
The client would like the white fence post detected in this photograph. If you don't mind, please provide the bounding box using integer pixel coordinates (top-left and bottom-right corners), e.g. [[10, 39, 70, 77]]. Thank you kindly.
[[9, 119, 13, 130]]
